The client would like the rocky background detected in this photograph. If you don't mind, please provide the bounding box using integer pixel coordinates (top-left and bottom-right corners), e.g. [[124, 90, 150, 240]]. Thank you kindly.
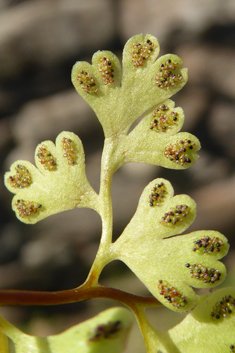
[[0, 0, 235, 352]]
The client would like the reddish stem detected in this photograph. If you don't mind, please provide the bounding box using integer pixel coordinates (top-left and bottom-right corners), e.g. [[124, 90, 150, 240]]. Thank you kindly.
[[0, 285, 161, 310]]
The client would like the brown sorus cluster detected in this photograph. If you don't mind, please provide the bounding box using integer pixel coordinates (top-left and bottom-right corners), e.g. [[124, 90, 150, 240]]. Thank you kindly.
[[150, 103, 179, 132], [155, 59, 183, 89], [37, 145, 57, 171], [7, 164, 32, 188], [164, 138, 195, 166], [61, 137, 77, 165], [158, 280, 187, 308], [14, 199, 42, 218], [88, 320, 122, 342], [131, 39, 154, 66], [161, 204, 189, 225], [186, 263, 221, 284], [210, 295, 235, 320], [192, 236, 224, 254], [98, 57, 114, 85], [149, 182, 167, 206], [77, 70, 98, 94]]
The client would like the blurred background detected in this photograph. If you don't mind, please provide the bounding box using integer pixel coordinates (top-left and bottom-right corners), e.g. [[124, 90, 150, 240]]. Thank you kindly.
[[0, 0, 235, 351]]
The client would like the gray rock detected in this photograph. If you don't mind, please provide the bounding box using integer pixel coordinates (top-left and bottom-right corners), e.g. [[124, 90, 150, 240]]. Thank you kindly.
[[0, 0, 115, 78], [209, 101, 235, 159], [119, 0, 235, 44], [178, 44, 235, 98], [5, 89, 99, 165]]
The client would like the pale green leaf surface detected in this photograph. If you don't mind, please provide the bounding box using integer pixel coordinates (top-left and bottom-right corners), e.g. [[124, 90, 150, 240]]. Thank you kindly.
[[111, 179, 229, 312], [118, 99, 200, 169], [116, 129, 200, 170], [4, 132, 98, 224], [72, 34, 188, 138], [136, 99, 186, 136], [0, 307, 133, 353], [166, 287, 235, 353]]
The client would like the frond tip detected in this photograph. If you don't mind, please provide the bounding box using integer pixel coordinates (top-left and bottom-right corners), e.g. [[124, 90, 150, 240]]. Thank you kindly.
[[72, 34, 188, 138]]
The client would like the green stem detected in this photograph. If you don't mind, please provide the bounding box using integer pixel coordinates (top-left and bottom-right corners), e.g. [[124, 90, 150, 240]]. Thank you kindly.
[[133, 305, 167, 353], [0, 315, 23, 344], [0, 329, 9, 353], [83, 136, 119, 286], [99, 137, 116, 245]]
